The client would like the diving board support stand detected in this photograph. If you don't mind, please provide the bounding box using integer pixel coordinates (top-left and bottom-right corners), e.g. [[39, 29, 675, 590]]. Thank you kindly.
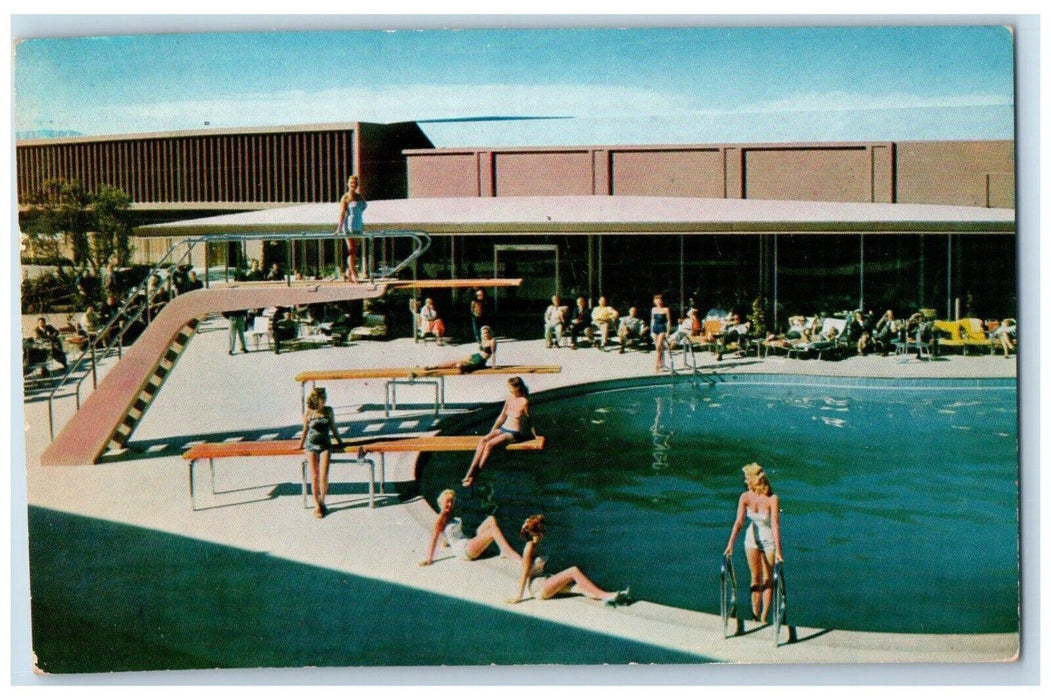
[[184, 435, 544, 512], [297, 365, 561, 414], [187, 454, 383, 511], [302, 453, 385, 510], [385, 375, 445, 416]]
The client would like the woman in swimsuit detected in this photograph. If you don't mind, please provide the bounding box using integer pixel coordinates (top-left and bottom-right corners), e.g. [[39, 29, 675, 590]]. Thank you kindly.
[[650, 294, 672, 372], [298, 387, 345, 518], [506, 514, 630, 607], [724, 462, 783, 622], [460, 375, 536, 487], [419, 489, 522, 566], [428, 326, 496, 374], [336, 175, 367, 283]]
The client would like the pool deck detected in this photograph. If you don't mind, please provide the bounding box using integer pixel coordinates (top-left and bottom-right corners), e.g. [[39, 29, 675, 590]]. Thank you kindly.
[[20, 317, 1020, 674]]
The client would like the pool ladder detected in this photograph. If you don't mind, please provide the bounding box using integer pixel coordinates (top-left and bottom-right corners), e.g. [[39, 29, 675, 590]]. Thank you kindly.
[[719, 555, 791, 647]]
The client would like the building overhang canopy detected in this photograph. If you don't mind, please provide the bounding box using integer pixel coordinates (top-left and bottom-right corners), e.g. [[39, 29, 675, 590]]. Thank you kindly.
[[136, 195, 1016, 237]]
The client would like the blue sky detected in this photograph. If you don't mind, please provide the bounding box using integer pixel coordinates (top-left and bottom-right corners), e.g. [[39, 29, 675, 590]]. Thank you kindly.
[[14, 25, 1015, 146]]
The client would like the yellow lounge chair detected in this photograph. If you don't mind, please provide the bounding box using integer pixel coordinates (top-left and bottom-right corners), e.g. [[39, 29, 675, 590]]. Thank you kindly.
[[933, 320, 965, 355]]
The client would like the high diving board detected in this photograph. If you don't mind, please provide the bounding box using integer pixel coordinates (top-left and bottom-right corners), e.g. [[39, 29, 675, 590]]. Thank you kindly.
[[39, 277, 521, 467], [182, 434, 545, 510], [295, 365, 563, 415], [387, 278, 523, 290]]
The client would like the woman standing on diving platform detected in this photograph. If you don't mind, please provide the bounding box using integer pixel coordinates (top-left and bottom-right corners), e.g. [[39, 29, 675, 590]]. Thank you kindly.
[[336, 175, 367, 283]]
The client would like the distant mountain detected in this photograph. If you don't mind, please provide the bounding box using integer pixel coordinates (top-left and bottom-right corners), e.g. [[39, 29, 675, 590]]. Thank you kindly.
[[17, 129, 84, 140]]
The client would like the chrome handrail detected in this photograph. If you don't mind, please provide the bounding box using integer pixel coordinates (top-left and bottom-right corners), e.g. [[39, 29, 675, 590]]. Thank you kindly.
[[44, 228, 430, 440], [772, 560, 788, 647], [720, 553, 738, 639]]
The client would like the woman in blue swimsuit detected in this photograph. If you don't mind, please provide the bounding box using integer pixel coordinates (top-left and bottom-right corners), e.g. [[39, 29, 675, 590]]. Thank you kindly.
[[298, 387, 345, 518], [650, 294, 672, 372], [336, 175, 367, 283]]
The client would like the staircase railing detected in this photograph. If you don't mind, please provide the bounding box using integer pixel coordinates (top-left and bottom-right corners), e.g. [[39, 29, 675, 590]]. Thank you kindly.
[[45, 228, 430, 440]]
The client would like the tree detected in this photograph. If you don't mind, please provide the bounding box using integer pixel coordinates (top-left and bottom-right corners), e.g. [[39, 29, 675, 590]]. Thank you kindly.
[[749, 295, 769, 338], [22, 178, 133, 275], [90, 185, 133, 269]]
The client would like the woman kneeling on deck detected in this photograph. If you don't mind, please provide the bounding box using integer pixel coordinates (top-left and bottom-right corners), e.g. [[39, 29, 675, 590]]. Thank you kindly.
[[419, 489, 522, 566], [724, 463, 783, 622], [507, 514, 631, 607], [461, 376, 536, 487], [298, 387, 345, 518]]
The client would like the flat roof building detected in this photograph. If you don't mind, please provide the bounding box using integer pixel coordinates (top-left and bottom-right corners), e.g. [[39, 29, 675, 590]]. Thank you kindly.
[[17, 124, 1016, 323]]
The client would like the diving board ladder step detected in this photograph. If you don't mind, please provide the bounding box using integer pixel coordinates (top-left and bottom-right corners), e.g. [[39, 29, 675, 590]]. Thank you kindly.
[[105, 318, 200, 452]]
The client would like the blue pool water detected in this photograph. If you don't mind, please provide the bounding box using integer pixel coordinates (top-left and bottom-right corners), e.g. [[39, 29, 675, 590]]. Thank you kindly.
[[419, 375, 1019, 634]]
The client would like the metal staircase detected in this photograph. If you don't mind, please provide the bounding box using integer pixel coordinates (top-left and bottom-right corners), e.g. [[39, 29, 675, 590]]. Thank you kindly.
[[105, 317, 200, 452]]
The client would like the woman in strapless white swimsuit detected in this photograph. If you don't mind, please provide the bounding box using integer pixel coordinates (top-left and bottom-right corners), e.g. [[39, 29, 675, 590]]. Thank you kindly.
[[724, 462, 783, 622], [419, 489, 522, 567]]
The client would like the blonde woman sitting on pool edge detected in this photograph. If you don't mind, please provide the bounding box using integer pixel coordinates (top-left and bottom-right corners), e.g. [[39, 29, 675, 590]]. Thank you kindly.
[[419, 489, 522, 566]]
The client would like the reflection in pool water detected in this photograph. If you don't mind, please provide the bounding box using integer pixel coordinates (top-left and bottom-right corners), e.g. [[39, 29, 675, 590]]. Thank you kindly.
[[419, 377, 1018, 634]]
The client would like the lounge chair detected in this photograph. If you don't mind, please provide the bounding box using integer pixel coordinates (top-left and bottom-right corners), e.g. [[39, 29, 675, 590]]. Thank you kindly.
[[761, 316, 808, 358], [350, 312, 388, 341], [959, 318, 993, 355], [691, 319, 724, 353], [680, 318, 723, 368], [787, 317, 845, 360], [933, 320, 966, 355]]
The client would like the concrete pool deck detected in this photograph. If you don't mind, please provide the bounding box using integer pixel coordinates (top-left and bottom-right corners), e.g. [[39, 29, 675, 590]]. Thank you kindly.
[[20, 317, 1020, 674]]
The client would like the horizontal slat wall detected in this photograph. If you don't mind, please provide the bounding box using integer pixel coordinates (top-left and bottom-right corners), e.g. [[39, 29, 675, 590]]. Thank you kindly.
[[16, 129, 356, 204]]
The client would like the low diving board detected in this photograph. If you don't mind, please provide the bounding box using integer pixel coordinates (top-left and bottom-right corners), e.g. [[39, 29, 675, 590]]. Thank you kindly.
[[182, 435, 545, 511], [294, 365, 562, 415], [357, 435, 545, 454], [181, 439, 385, 511], [294, 365, 563, 381]]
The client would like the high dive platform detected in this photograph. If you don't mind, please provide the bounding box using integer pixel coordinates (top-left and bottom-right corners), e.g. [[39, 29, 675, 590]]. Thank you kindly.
[[40, 278, 521, 467]]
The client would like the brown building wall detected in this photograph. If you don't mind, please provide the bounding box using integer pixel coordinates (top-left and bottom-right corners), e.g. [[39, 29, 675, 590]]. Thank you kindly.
[[356, 121, 435, 202], [17, 128, 355, 206], [493, 151, 594, 196], [610, 149, 725, 197], [17, 129, 1014, 215], [16, 122, 434, 209], [408, 153, 483, 197], [742, 146, 875, 202], [895, 140, 1015, 208], [406, 140, 1014, 208]]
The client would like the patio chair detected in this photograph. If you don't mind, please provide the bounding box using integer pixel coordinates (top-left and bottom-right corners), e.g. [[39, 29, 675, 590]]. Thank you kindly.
[[891, 322, 934, 361], [245, 310, 274, 350]]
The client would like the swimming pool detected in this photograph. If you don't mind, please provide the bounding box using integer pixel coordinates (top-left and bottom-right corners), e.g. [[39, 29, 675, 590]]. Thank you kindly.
[[419, 375, 1019, 634]]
